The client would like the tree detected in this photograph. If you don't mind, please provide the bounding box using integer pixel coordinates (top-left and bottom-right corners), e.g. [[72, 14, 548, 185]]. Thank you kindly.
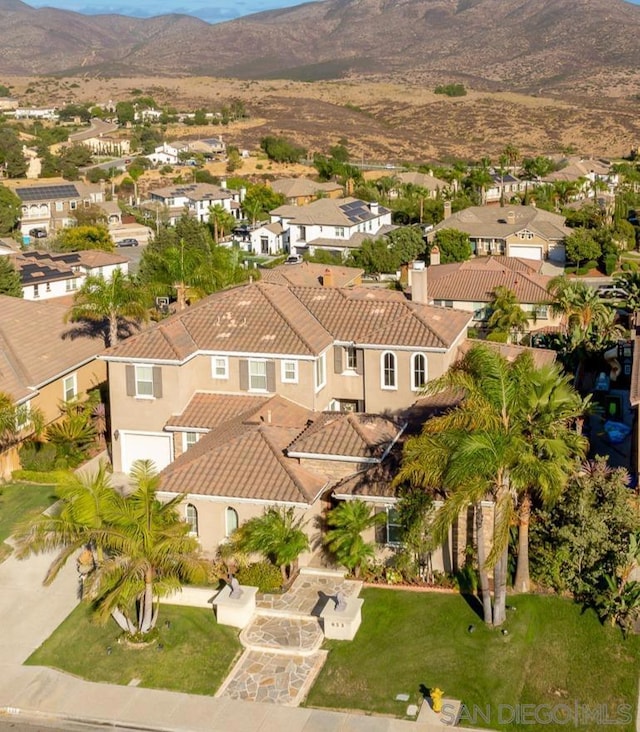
[[72, 203, 108, 227], [241, 184, 285, 224], [232, 507, 308, 583], [350, 227, 425, 274], [324, 500, 384, 578], [260, 136, 306, 164], [65, 270, 149, 347], [0, 256, 22, 298], [486, 286, 530, 342], [115, 101, 135, 125], [0, 391, 43, 453], [614, 270, 640, 311], [0, 126, 27, 178], [208, 204, 236, 244], [396, 346, 586, 625], [56, 225, 114, 252], [16, 460, 207, 637], [0, 184, 21, 235], [564, 228, 601, 270], [432, 228, 472, 263]]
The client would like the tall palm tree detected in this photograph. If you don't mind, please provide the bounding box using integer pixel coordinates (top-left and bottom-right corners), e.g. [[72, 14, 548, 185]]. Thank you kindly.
[[323, 500, 384, 578], [232, 507, 308, 583], [395, 346, 586, 625], [65, 270, 149, 347], [486, 285, 531, 342], [209, 204, 236, 244]]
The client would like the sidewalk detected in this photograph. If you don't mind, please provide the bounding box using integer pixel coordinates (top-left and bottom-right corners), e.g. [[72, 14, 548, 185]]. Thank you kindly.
[[0, 551, 456, 732]]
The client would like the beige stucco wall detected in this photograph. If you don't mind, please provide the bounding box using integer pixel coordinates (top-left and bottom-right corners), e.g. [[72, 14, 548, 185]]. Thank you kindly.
[[32, 360, 106, 426]]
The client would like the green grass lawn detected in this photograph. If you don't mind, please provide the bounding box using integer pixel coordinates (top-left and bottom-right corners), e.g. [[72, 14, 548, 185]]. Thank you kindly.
[[305, 589, 640, 731], [26, 603, 242, 696], [0, 482, 57, 559]]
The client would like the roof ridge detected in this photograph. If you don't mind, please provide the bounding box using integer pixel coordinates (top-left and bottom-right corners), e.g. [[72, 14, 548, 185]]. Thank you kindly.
[[259, 426, 315, 503], [0, 327, 32, 395]]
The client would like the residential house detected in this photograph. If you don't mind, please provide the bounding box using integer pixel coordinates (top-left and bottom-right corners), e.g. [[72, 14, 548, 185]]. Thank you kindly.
[[485, 173, 526, 205], [11, 249, 128, 301], [542, 157, 619, 197], [390, 171, 449, 199], [102, 279, 471, 473], [146, 142, 189, 166], [147, 182, 244, 225], [269, 178, 344, 206], [428, 204, 571, 262], [270, 197, 394, 258], [11, 179, 109, 237], [406, 255, 559, 330], [246, 221, 285, 255], [260, 261, 363, 288], [13, 108, 57, 120], [0, 295, 107, 477], [68, 118, 131, 157], [185, 137, 227, 160]]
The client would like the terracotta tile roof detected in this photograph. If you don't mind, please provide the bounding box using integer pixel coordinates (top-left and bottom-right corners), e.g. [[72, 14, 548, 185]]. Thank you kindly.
[[287, 412, 402, 459], [458, 339, 557, 368], [331, 460, 399, 499], [395, 171, 448, 191], [150, 182, 233, 201], [74, 250, 128, 268], [0, 295, 104, 403], [166, 393, 270, 429], [270, 178, 343, 198], [260, 262, 363, 288], [271, 197, 390, 227]]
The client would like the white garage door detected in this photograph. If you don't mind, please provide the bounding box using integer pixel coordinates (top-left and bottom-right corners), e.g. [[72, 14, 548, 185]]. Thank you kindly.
[[510, 245, 542, 261], [120, 431, 173, 474]]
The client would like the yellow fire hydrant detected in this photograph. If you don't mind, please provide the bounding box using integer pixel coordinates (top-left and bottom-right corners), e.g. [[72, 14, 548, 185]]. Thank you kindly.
[[431, 687, 444, 714]]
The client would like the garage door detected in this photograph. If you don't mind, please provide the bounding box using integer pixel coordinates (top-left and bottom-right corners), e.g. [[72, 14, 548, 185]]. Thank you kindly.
[[120, 431, 173, 474], [510, 245, 542, 261]]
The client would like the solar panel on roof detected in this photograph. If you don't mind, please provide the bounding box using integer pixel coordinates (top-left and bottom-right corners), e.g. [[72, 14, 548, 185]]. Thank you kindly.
[[16, 184, 79, 201]]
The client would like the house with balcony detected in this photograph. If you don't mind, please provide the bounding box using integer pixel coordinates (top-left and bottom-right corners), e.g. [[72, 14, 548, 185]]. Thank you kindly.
[[148, 182, 244, 225], [270, 197, 394, 258], [68, 118, 131, 157]]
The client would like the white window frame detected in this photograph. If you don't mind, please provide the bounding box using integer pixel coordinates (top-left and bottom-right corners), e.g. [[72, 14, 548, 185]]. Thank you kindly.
[[70, 200, 77, 210], [411, 353, 427, 391], [345, 346, 357, 372], [211, 355, 229, 380], [381, 351, 397, 390], [135, 364, 154, 398], [63, 373, 77, 402], [225, 506, 239, 537], [248, 359, 268, 392], [182, 432, 201, 452], [315, 353, 326, 392], [33, 284, 39, 299], [386, 507, 402, 547], [185, 504, 198, 537], [281, 359, 298, 384]]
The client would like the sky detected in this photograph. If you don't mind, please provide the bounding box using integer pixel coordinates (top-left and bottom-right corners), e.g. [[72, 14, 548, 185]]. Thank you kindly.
[[25, 0, 314, 23]]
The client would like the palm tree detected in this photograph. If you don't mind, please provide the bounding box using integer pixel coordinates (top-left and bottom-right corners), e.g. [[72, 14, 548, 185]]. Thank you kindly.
[[65, 270, 149, 347], [209, 204, 236, 244], [232, 507, 308, 583], [395, 346, 586, 625], [323, 500, 384, 578], [16, 460, 207, 636], [143, 239, 209, 312], [486, 286, 531, 342]]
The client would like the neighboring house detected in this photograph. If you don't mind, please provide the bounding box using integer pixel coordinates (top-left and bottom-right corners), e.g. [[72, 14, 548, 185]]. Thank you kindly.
[[245, 222, 284, 255], [269, 178, 344, 206], [147, 182, 244, 225], [542, 157, 619, 197], [0, 295, 107, 477], [260, 262, 363, 288], [428, 204, 571, 262], [68, 118, 131, 157], [184, 137, 227, 159], [11, 249, 128, 301], [407, 255, 558, 328], [146, 142, 189, 166], [135, 108, 164, 123], [13, 108, 57, 120], [102, 280, 471, 473], [485, 173, 526, 205], [270, 197, 394, 258], [390, 171, 449, 199], [11, 179, 108, 237]]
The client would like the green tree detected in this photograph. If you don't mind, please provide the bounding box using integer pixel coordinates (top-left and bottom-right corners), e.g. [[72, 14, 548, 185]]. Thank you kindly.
[[16, 460, 207, 636], [0, 184, 21, 235], [0, 391, 43, 452], [564, 228, 601, 269], [614, 270, 640, 311], [55, 225, 114, 252], [115, 101, 135, 125], [232, 507, 308, 583], [208, 204, 236, 244], [260, 136, 306, 164], [241, 184, 285, 224], [65, 270, 149, 347], [396, 346, 586, 625], [432, 228, 472, 263], [0, 126, 27, 178], [0, 256, 22, 298], [323, 500, 383, 578], [486, 286, 530, 342]]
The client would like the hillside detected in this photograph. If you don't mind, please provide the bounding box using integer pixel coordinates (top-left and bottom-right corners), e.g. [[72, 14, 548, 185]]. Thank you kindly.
[[0, 0, 639, 95]]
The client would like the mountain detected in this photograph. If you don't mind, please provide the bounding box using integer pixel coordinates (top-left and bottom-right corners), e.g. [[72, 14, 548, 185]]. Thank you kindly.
[[0, 0, 639, 91]]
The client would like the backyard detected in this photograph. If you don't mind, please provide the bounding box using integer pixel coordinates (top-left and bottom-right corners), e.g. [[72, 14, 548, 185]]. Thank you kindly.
[[0, 482, 57, 561]]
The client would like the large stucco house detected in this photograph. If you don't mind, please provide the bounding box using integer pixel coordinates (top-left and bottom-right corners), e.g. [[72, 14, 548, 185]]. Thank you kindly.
[[148, 182, 244, 225]]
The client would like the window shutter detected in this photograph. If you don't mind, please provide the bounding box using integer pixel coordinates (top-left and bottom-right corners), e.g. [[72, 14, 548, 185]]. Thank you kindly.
[[357, 399, 365, 413], [374, 507, 387, 545], [333, 346, 343, 374], [239, 359, 249, 391], [125, 365, 135, 396], [152, 366, 163, 398], [356, 348, 364, 375], [266, 360, 276, 392]]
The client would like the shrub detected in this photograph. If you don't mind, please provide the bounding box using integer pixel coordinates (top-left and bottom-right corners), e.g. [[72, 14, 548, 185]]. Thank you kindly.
[[434, 83, 467, 97], [18, 441, 58, 472], [12, 468, 71, 484], [236, 561, 282, 592], [604, 253, 617, 276]]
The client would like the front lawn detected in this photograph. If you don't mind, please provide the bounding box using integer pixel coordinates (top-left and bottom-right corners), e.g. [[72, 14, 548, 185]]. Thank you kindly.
[[0, 482, 57, 560], [306, 588, 640, 730], [26, 603, 242, 696]]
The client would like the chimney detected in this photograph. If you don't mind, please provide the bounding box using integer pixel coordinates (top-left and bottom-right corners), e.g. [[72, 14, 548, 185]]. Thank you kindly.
[[368, 201, 379, 216], [410, 260, 428, 304], [220, 179, 227, 189], [507, 210, 516, 224], [322, 268, 334, 287], [443, 201, 452, 220], [430, 245, 440, 267]]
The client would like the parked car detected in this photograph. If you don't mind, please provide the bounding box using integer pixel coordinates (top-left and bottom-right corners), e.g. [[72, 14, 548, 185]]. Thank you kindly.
[[597, 285, 627, 299], [285, 254, 303, 265], [117, 238, 139, 247], [28, 228, 48, 238]]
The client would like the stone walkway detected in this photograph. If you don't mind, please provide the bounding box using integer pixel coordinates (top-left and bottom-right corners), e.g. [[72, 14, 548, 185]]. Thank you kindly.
[[216, 569, 362, 706]]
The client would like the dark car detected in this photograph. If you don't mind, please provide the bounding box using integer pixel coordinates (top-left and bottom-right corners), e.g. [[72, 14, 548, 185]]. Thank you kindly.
[[29, 228, 48, 238], [117, 238, 139, 247]]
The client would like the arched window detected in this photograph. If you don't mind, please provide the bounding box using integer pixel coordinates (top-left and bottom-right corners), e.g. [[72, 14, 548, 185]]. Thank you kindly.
[[225, 507, 239, 537], [412, 353, 427, 391], [185, 504, 198, 536], [381, 351, 397, 389]]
